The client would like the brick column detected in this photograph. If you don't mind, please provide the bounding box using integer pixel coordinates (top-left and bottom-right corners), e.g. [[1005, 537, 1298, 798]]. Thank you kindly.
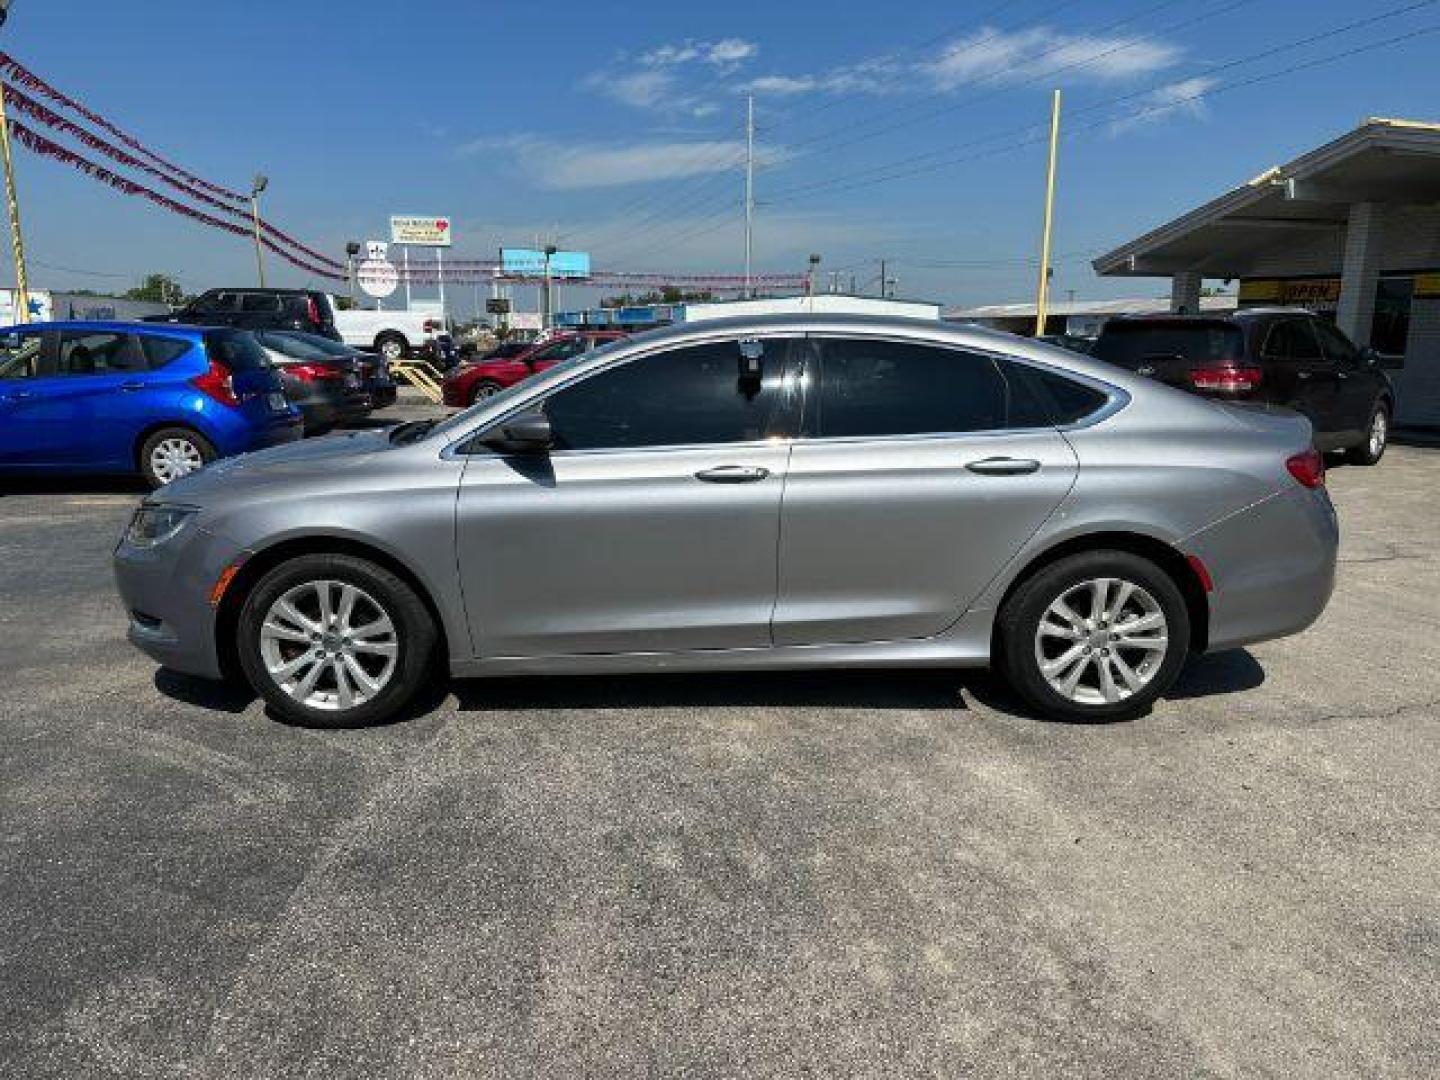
[[1336, 202, 1383, 347], [1170, 271, 1201, 315]]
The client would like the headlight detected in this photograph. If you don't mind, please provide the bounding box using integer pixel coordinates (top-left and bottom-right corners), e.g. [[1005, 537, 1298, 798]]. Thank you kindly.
[[125, 505, 197, 548]]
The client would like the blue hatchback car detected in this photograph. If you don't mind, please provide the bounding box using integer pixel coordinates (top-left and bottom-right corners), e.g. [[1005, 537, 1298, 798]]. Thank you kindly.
[[0, 321, 302, 486]]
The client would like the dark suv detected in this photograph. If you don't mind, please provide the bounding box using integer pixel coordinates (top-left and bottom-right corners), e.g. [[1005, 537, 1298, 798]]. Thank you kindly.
[[149, 289, 341, 342], [1092, 309, 1402, 464]]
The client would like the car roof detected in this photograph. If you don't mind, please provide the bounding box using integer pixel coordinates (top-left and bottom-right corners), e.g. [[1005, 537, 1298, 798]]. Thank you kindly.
[[4, 319, 215, 337]]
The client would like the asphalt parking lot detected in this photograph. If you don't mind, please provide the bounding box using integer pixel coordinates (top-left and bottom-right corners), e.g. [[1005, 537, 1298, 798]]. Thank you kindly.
[[2, 433, 1437, 1078]]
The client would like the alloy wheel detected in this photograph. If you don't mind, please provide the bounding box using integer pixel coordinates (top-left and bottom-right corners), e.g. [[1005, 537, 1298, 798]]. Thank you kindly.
[[1033, 577, 1169, 705], [149, 437, 205, 484], [1369, 410, 1387, 458], [258, 579, 400, 711]]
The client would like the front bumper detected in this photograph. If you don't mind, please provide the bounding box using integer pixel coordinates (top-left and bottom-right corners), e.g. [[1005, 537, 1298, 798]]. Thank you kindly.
[[113, 521, 247, 681], [1188, 486, 1339, 652]]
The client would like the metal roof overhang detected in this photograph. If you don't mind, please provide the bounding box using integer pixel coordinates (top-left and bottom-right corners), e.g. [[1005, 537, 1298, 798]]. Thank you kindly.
[[1093, 120, 1440, 279]]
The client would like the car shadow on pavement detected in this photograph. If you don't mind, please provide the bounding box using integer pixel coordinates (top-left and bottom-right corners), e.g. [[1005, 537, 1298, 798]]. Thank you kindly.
[[962, 648, 1266, 725], [154, 669, 255, 714], [451, 668, 973, 714], [0, 474, 148, 497]]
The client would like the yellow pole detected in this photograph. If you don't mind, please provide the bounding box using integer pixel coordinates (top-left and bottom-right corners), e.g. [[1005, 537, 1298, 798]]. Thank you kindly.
[[0, 81, 31, 324], [1034, 89, 1062, 338]]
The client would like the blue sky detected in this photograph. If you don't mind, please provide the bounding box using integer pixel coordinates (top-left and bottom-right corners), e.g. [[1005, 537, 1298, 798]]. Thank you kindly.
[[6, 0, 1440, 314]]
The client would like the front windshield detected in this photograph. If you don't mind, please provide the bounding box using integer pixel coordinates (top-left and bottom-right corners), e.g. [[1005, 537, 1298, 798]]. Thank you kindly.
[[426, 335, 631, 440]]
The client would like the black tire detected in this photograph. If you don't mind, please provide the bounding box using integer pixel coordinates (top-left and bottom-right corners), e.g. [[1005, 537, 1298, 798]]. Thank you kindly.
[[1345, 402, 1390, 466], [375, 332, 408, 363], [469, 379, 505, 405], [996, 550, 1191, 723], [235, 553, 438, 728], [138, 426, 216, 488]]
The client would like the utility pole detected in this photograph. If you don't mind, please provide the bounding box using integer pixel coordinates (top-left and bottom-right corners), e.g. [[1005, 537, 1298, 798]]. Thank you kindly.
[[744, 94, 755, 299], [0, 79, 29, 324], [249, 174, 268, 288], [1034, 89, 1062, 337], [878, 259, 887, 299], [542, 243, 556, 330]]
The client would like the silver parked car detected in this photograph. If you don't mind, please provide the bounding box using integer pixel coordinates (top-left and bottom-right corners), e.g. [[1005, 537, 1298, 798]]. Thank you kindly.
[[113, 314, 1338, 727]]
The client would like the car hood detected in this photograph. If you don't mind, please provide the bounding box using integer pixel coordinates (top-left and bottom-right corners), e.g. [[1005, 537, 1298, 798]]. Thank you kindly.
[[154, 429, 394, 505]]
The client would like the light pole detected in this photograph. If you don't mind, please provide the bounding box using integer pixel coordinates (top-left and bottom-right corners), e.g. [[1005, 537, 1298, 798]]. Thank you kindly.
[[345, 241, 360, 306], [542, 243, 557, 330], [249, 173, 268, 287], [0, 0, 31, 324]]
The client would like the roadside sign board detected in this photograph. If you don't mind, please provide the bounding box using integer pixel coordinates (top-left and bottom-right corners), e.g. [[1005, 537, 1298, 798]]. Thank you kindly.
[[499, 248, 591, 280], [485, 297, 512, 314], [508, 312, 542, 331], [391, 216, 452, 247], [365, 240, 389, 261], [357, 259, 400, 299]]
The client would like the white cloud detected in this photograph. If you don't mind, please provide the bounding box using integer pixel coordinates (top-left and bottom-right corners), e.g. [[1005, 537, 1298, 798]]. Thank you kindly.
[[459, 135, 790, 190], [591, 37, 758, 115], [740, 57, 901, 98], [928, 26, 1180, 90], [638, 37, 757, 68], [602, 70, 675, 110], [706, 38, 757, 66], [1109, 76, 1217, 134]]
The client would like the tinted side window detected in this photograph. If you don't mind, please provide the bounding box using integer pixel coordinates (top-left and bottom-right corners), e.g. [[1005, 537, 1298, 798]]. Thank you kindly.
[[1028, 369, 1110, 424], [1313, 320, 1359, 366], [57, 331, 144, 375], [0, 329, 44, 380], [536, 337, 588, 363], [241, 293, 282, 313], [817, 339, 1029, 437], [191, 291, 235, 314], [1261, 320, 1321, 362], [542, 340, 792, 450], [140, 335, 192, 370]]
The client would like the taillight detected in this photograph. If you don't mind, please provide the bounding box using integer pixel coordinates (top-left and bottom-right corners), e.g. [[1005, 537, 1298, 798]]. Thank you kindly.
[[306, 296, 322, 326], [190, 359, 239, 407], [1286, 449, 1326, 489], [423, 319, 439, 333], [287, 362, 344, 382], [1190, 365, 1262, 392]]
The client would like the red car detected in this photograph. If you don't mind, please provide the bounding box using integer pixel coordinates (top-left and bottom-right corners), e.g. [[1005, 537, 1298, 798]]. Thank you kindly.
[[441, 331, 627, 407]]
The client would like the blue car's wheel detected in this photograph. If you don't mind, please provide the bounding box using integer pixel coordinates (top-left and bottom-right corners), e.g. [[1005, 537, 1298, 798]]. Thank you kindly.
[[139, 427, 215, 488]]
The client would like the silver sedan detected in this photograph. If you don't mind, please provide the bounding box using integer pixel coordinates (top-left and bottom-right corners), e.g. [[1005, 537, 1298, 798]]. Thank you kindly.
[[113, 314, 1338, 726]]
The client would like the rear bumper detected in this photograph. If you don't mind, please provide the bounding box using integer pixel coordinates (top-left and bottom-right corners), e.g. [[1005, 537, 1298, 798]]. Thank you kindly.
[[113, 523, 244, 680], [1188, 486, 1339, 652], [369, 382, 398, 409]]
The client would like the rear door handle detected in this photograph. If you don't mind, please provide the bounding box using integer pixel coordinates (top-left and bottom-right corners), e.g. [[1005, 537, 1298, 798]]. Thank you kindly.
[[695, 465, 770, 483], [965, 456, 1041, 476], [0, 389, 33, 402], [119, 381, 146, 392]]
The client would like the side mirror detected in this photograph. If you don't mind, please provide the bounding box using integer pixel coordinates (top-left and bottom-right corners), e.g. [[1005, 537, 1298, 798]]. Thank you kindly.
[[482, 410, 552, 453], [1359, 345, 1381, 367]]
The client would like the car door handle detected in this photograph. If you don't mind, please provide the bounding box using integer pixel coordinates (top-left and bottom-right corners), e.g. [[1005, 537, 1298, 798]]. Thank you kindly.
[[965, 456, 1041, 476], [695, 465, 770, 483], [119, 381, 146, 392], [0, 389, 33, 401]]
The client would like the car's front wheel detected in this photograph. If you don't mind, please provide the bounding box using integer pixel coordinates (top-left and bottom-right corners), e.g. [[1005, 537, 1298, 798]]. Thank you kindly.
[[470, 379, 505, 405], [996, 550, 1191, 723], [1346, 403, 1390, 466], [236, 554, 438, 727]]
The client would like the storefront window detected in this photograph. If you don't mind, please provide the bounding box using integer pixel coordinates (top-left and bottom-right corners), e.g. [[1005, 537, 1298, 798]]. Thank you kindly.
[[1372, 277, 1413, 357]]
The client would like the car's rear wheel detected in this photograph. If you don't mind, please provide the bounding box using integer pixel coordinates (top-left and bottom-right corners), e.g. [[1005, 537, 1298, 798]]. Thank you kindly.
[[375, 333, 407, 363], [1346, 403, 1390, 466], [236, 554, 438, 728], [139, 427, 215, 488], [996, 550, 1191, 723], [470, 379, 505, 405]]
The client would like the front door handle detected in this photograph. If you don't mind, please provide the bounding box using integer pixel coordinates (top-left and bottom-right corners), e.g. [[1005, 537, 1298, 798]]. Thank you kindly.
[[119, 381, 146, 392], [965, 456, 1041, 476], [695, 465, 770, 484], [0, 389, 33, 402]]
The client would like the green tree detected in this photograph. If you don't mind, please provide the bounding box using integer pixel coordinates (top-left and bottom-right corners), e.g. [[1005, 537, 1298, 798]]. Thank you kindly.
[[125, 273, 185, 305]]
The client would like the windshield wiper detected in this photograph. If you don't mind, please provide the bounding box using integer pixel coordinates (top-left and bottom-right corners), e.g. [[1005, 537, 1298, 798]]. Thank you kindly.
[[389, 419, 439, 446]]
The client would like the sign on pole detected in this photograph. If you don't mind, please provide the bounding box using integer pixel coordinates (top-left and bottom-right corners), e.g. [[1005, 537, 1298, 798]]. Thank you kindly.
[[357, 259, 399, 299], [499, 248, 591, 279], [390, 216, 452, 247], [365, 240, 389, 261]]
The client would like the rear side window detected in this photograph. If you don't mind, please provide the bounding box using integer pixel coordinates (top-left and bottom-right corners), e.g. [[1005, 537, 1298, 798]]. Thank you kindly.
[[1027, 369, 1110, 425], [815, 338, 1045, 437], [204, 331, 271, 371], [191, 291, 235, 314], [139, 335, 193, 370], [1094, 322, 1244, 370], [0, 329, 44, 380], [1313, 320, 1360, 366], [1260, 319, 1322, 362], [241, 293, 282, 313]]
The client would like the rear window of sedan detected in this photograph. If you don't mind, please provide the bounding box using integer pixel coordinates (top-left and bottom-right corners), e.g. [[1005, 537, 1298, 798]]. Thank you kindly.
[[204, 330, 271, 371]]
